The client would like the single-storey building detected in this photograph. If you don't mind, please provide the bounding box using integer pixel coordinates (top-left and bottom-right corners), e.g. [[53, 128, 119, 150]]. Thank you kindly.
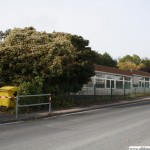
[[91, 64, 150, 89], [80, 65, 150, 95]]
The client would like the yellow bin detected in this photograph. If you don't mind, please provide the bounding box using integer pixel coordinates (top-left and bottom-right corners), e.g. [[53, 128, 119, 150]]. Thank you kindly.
[[0, 86, 20, 108]]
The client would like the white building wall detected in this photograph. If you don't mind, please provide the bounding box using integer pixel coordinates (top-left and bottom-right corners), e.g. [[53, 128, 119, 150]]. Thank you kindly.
[[76, 70, 150, 96]]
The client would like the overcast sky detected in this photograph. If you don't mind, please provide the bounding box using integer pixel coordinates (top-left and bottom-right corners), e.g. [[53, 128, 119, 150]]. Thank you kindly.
[[0, 0, 150, 59]]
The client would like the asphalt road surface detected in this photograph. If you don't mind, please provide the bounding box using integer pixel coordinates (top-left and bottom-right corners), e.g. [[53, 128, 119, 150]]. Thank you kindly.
[[0, 100, 150, 150]]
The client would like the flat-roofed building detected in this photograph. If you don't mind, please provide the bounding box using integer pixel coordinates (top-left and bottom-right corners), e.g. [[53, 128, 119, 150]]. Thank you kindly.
[[80, 65, 150, 95]]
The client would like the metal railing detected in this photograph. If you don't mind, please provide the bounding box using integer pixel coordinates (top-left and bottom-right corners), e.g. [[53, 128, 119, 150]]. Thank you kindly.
[[75, 86, 150, 102], [15, 94, 51, 119], [1, 87, 150, 121]]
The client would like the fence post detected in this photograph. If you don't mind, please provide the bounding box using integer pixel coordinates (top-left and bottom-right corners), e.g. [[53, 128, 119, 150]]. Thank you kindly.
[[48, 94, 52, 115], [94, 84, 96, 101], [134, 87, 136, 96], [124, 84, 126, 99], [15, 96, 19, 119], [144, 86, 145, 95], [111, 85, 113, 101]]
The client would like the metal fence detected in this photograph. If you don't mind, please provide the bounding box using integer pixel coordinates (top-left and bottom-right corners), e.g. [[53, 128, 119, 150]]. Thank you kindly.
[[74, 86, 150, 105], [1, 86, 150, 122], [15, 94, 52, 119], [77, 86, 150, 96], [14, 87, 150, 119]]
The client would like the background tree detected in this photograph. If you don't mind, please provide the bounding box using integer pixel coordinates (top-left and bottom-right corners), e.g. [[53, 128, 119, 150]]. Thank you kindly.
[[91, 51, 117, 67], [101, 52, 117, 67], [117, 54, 145, 70], [140, 58, 150, 73], [0, 27, 95, 95]]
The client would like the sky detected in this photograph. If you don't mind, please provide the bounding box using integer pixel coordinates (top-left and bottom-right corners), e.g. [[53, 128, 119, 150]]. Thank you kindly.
[[0, 0, 150, 59]]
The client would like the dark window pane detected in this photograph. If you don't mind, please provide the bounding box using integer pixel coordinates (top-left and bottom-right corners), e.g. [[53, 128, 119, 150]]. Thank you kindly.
[[125, 82, 131, 89], [96, 79, 105, 88], [145, 82, 149, 88], [116, 81, 123, 89], [111, 80, 114, 88], [106, 80, 110, 88]]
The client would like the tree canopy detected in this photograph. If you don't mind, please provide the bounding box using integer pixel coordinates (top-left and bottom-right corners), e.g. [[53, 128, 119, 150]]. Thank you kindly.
[[117, 54, 145, 70], [0, 27, 95, 94], [92, 51, 117, 67], [140, 57, 150, 73]]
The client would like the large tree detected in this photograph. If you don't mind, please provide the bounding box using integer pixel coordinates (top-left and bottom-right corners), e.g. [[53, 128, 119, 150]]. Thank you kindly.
[[0, 27, 95, 94]]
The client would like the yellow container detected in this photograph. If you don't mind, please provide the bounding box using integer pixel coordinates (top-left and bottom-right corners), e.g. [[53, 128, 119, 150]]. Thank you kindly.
[[0, 86, 20, 108]]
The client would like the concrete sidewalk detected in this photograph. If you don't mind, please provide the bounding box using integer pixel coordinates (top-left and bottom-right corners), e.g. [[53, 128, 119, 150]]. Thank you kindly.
[[0, 96, 150, 124]]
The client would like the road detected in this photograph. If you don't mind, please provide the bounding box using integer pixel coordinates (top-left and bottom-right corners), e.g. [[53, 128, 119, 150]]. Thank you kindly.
[[0, 100, 150, 150]]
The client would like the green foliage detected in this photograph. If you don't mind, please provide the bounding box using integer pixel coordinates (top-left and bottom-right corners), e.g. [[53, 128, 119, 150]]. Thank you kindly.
[[0, 27, 95, 96], [19, 79, 43, 95], [142, 58, 150, 67], [91, 51, 117, 67], [119, 54, 141, 65], [132, 55, 141, 65], [101, 52, 117, 67], [117, 54, 145, 70], [140, 58, 150, 73]]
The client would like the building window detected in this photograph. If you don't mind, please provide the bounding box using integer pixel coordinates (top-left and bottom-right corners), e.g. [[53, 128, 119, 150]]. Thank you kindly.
[[142, 82, 145, 88], [145, 82, 149, 88], [96, 72, 105, 78], [124, 82, 131, 89], [106, 80, 115, 88], [124, 76, 131, 81], [139, 77, 145, 80], [116, 75, 123, 80], [106, 75, 115, 79], [106, 80, 110, 88], [139, 81, 145, 88], [116, 81, 123, 89], [111, 80, 115, 88], [145, 78, 149, 81], [96, 79, 105, 88]]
